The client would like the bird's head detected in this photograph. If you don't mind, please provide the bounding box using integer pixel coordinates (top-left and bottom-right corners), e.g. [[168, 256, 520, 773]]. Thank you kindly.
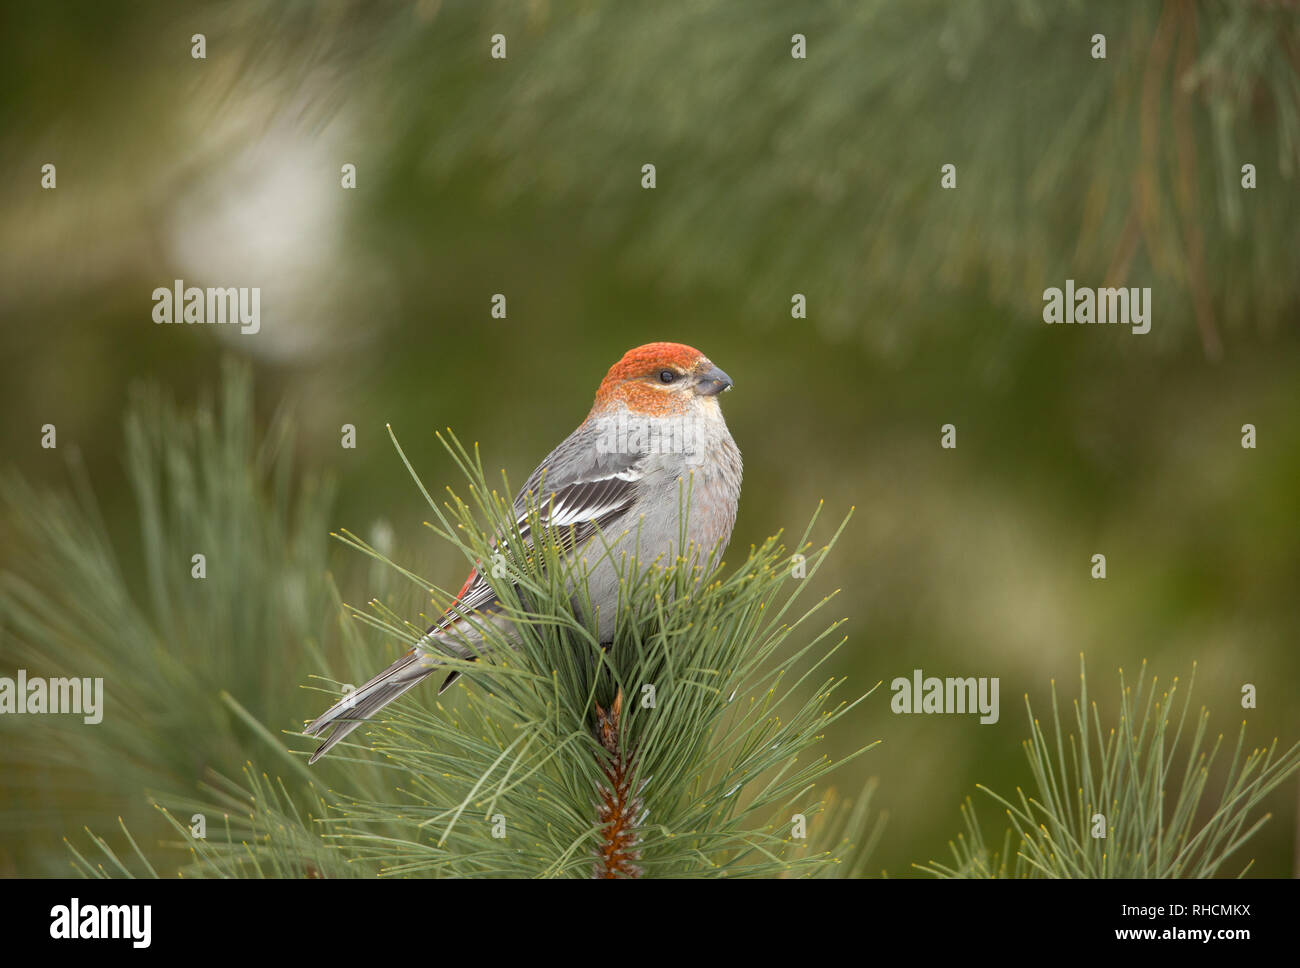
[[589, 342, 733, 418]]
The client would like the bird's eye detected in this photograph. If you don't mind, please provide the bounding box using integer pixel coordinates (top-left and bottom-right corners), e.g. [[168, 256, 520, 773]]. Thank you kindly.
[[659, 370, 677, 384]]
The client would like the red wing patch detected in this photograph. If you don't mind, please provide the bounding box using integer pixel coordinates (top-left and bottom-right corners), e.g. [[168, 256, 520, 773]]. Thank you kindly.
[[446, 568, 478, 613]]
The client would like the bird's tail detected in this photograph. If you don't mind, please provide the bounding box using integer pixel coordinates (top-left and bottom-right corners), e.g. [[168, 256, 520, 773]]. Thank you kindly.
[[304, 651, 434, 763]]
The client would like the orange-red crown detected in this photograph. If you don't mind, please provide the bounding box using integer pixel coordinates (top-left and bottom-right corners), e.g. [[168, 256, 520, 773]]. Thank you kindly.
[[589, 342, 712, 415]]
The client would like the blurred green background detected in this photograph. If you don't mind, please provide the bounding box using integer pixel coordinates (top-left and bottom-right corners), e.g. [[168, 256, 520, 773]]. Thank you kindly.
[[1, 0, 1298, 876]]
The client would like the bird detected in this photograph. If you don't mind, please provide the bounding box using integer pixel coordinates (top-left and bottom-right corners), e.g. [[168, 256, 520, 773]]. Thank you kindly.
[[305, 342, 742, 763]]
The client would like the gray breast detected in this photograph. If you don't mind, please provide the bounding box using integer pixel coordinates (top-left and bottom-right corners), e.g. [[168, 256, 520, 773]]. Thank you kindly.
[[578, 417, 742, 642]]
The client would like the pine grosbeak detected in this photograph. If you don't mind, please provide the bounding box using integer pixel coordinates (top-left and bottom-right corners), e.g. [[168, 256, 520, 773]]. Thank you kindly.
[[306, 342, 741, 762]]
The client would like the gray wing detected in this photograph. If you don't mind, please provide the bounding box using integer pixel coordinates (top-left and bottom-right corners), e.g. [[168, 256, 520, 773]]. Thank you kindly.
[[424, 429, 645, 639], [506, 425, 645, 553], [309, 429, 648, 756]]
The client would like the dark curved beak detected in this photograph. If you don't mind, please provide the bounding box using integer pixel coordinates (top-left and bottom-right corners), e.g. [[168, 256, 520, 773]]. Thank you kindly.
[[694, 365, 733, 396]]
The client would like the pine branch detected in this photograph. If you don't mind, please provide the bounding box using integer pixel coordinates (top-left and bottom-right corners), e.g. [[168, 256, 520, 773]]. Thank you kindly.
[[301, 428, 876, 877], [919, 656, 1300, 878]]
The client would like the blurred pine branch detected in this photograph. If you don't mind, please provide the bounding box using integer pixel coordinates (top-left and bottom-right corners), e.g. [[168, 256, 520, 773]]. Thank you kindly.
[[355, 0, 1300, 357], [919, 656, 1300, 877], [7, 2, 1293, 363], [0, 359, 355, 873]]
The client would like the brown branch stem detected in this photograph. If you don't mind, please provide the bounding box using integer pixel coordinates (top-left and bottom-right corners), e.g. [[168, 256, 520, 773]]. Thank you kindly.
[[592, 690, 643, 879]]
